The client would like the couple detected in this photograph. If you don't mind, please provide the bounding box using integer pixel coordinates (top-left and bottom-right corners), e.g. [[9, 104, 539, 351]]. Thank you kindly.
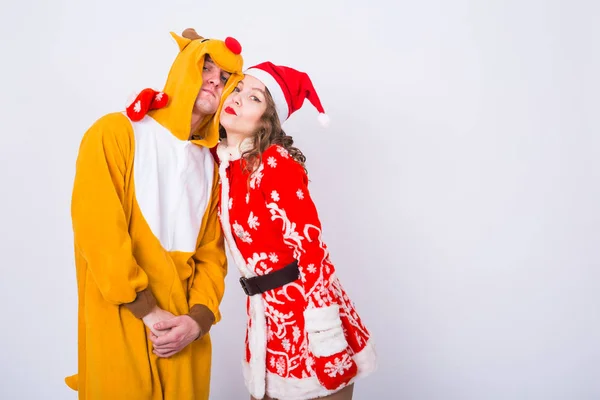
[[66, 28, 376, 400]]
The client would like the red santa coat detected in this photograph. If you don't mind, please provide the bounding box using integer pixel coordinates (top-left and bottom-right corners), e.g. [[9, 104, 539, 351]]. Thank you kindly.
[[216, 142, 376, 400]]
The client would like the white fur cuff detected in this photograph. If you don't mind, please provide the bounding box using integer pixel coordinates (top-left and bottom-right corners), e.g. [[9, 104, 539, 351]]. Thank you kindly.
[[304, 305, 341, 333], [308, 326, 348, 357]]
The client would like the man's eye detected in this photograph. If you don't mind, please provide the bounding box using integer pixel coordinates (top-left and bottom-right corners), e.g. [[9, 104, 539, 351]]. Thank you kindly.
[[221, 75, 229, 83]]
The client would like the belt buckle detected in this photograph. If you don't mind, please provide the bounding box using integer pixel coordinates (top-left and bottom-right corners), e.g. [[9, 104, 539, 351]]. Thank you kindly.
[[239, 277, 251, 296]]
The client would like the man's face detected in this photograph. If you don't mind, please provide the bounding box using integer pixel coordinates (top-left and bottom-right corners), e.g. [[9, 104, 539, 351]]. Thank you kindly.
[[193, 55, 232, 115]]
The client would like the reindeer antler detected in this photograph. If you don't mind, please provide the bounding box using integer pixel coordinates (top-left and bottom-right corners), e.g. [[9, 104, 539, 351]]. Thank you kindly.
[[181, 28, 204, 41]]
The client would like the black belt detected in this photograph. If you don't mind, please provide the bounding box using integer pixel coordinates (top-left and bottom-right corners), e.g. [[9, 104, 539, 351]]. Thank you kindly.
[[239, 260, 299, 296]]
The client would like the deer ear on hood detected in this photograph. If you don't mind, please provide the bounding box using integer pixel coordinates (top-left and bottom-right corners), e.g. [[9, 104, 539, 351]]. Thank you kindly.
[[170, 31, 192, 52]]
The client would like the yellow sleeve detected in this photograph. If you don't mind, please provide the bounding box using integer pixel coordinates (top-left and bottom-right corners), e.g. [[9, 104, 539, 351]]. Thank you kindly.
[[188, 165, 227, 324], [71, 113, 154, 316]]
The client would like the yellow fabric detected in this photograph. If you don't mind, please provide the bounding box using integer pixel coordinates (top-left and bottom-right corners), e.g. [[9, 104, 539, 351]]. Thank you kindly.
[[66, 32, 243, 399], [150, 32, 244, 147]]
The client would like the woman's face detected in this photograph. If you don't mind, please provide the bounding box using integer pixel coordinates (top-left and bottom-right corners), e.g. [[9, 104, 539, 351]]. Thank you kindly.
[[220, 74, 268, 137]]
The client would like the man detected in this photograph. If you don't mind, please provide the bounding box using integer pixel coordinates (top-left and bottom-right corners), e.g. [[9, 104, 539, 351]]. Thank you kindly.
[[66, 28, 244, 399]]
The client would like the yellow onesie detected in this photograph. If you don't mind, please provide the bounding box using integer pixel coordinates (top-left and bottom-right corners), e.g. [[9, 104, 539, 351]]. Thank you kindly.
[[65, 30, 243, 399]]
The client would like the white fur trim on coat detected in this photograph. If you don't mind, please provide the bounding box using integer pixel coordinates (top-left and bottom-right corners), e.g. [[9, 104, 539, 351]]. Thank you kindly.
[[217, 151, 267, 398], [242, 340, 378, 400], [304, 304, 342, 333], [216, 137, 253, 162], [307, 326, 348, 357]]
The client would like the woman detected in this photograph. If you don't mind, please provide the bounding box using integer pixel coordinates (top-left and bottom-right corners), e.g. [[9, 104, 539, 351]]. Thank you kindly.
[[215, 62, 377, 400]]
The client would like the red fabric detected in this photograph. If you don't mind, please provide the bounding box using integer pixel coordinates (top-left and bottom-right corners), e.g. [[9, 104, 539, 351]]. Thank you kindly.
[[225, 37, 242, 55], [247, 62, 326, 118], [219, 144, 371, 387], [125, 88, 168, 121], [314, 349, 358, 390], [209, 146, 219, 163]]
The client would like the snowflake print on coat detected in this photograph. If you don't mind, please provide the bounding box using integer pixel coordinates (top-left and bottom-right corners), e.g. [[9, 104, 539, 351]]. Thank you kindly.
[[249, 163, 264, 189], [269, 253, 279, 263], [216, 143, 376, 400], [232, 221, 252, 243], [324, 353, 354, 378], [276, 146, 290, 158], [248, 212, 260, 230]]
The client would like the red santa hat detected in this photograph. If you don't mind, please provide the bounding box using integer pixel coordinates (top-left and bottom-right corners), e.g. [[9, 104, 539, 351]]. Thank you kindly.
[[244, 62, 330, 127]]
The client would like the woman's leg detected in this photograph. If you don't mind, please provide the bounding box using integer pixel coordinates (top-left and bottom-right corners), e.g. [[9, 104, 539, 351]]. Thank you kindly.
[[251, 383, 354, 400], [315, 384, 355, 400]]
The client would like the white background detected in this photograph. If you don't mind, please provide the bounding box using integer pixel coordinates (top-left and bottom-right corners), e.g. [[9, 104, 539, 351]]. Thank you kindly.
[[1, 0, 599, 399]]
